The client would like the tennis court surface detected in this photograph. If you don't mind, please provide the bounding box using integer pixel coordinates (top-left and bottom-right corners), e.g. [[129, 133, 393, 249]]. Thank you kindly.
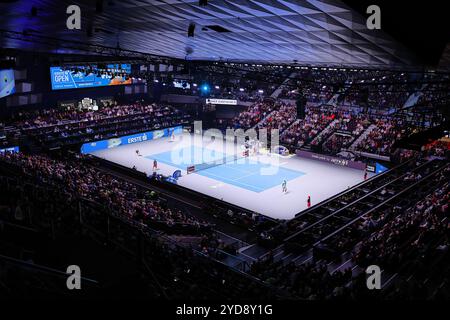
[[146, 146, 305, 193], [90, 134, 365, 219]]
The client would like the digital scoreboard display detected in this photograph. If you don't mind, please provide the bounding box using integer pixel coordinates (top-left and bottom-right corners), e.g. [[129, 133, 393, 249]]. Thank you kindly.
[[50, 64, 143, 90]]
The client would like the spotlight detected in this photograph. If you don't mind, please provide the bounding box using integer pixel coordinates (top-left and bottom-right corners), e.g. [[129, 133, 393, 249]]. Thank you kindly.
[[200, 84, 210, 96]]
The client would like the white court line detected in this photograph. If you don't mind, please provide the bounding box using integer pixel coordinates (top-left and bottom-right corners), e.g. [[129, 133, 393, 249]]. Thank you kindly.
[[150, 152, 266, 190], [222, 163, 255, 175], [94, 134, 366, 220], [197, 171, 265, 192], [234, 171, 260, 182]]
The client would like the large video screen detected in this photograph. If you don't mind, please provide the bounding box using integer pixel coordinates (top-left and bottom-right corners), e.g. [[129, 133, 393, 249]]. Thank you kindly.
[[173, 79, 190, 89], [0, 69, 16, 98], [50, 64, 143, 90]]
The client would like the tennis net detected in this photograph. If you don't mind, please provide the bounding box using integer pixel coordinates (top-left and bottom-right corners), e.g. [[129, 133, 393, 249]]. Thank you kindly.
[[187, 150, 249, 174]]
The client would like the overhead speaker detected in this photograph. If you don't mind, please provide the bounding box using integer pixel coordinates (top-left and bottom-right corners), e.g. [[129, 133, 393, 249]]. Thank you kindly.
[[296, 94, 307, 119], [360, 87, 369, 103], [188, 23, 196, 37], [96, 0, 104, 13]]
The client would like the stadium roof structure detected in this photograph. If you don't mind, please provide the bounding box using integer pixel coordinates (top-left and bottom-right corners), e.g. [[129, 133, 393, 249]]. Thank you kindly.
[[0, 0, 418, 67]]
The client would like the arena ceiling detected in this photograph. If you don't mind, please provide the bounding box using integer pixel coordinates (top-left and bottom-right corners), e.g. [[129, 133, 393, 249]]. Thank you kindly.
[[0, 0, 418, 67]]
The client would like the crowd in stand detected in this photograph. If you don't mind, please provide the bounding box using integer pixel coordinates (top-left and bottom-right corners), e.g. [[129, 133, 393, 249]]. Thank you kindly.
[[333, 113, 370, 136], [342, 72, 416, 110], [6, 102, 190, 149], [1, 124, 448, 300], [354, 118, 418, 156], [11, 102, 168, 129], [277, 68, 436, 112], [320, 161, 449, 254], [256, 102, 296, 132], [0, 165, 275, 300], [232, 100, 279, 129], [167, 83, 266, 102], [0, 152, 209, 230], [250, 157, 449, 299], [280, 106, 423, 157], [228, 67, 446, 159], [322, 133, 354, 155], [424, 140, 450, 158], [165, 64, 292, 102], [277, 67, 354, 102], [2, 149, 447, 300], [0, 122, 8, 148], [255, 102, 420, 157], [0, 65, 448, 300], [415, 73, 450, 107], [354, 178, 449, 271], [250, 257, 356, 299], [311, 112, 371, 154], [281, 107, 335, 149]]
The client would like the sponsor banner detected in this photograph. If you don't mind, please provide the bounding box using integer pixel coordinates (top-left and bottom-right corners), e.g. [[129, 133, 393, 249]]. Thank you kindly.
[[187, 165, 196, 174], [58, 100, 78, 109], [205, 98, 237, 105], [98, 97, 115, 107], [81, 126, 182, 154], [375, 162, 388, 174], [354, 150, 391, 162], [0, 146, 19, 154], [296, 150, 366, 170]]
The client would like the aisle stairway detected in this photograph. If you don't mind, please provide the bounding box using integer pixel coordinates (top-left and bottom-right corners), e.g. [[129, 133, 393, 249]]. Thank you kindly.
[[270, 72, 297, 99], [348, 124, 377, 151], [402, 84, 426, 109], [301, 119, 338, 151]]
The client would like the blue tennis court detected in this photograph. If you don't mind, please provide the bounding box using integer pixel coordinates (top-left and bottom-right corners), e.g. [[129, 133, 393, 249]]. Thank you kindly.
[[147, 146, 305, 192]]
